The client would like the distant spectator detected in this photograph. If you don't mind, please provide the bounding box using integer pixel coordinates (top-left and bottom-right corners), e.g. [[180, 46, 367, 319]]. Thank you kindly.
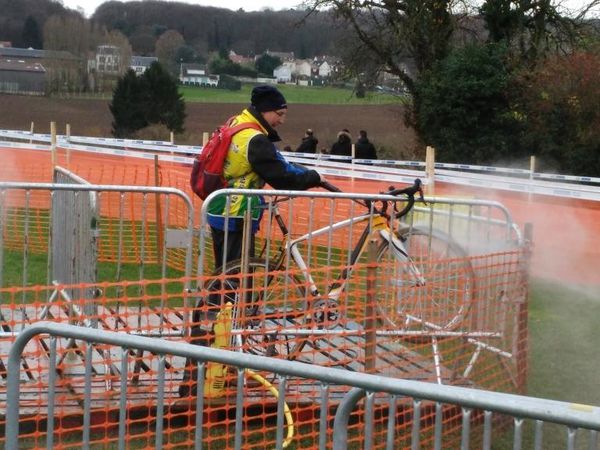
[[354, 130, 377, 160], [295, 128, 318, 154], [330, 129, 352, 157]]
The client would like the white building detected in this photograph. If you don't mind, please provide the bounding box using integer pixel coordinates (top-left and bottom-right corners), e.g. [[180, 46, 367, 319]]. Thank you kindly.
[[130, 56, 157, 75], [273, 62, 293, 83], [94, 45, 120, 74], [317, 61, 332, 78], [294, 60, 312, 78], [179, 63, 219, 87]]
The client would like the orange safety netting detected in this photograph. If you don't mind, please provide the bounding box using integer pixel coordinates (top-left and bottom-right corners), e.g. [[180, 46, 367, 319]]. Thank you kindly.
[[0, 144, 531, 448], [0, 247, 528, 449]]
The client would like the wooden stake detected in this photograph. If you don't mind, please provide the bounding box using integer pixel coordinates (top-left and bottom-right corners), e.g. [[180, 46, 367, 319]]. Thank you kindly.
[[425, 146, 436, 196], [154, 155, 164, 262], [202, 132, 209, 147], [29, 121, 34, 143], [50, 121, 56, 168], [66, 124, 71, 166], [365, 238, 378, 373], [528, 155, 536, 201]]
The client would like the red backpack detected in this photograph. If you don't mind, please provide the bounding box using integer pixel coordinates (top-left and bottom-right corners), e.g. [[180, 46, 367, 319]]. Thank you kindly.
[[190, 117, 262, 200]]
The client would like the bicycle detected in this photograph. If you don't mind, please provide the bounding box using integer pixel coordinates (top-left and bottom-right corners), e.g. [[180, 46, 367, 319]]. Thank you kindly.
[[199, 179, 475, 362]]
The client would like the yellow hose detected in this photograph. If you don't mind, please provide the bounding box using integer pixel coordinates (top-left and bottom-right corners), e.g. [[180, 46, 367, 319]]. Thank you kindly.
[[208, 302, 295, 447], [245, 369, 295, 448]]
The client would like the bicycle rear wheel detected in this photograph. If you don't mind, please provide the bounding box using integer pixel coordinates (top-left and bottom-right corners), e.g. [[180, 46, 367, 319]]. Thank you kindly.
[[375, 227, 475, 331], [201, 258, 309, 360]]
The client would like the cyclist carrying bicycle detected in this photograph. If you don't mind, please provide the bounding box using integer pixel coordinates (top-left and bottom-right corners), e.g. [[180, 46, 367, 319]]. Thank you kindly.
[[182, 85, 325, 397], [207, 85, 326, 270]]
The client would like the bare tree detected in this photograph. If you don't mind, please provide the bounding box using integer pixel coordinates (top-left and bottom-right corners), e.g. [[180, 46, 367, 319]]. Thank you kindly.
[[43, 14, 94, 57], [104, 29, 133, 74], [304, 0, 600, 87], [303, 0, 469, 94], [155, 29, 185, 75], [43, 14, 104, 93]]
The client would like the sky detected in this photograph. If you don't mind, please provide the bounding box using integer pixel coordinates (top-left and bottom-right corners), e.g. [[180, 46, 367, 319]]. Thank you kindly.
[[62, 0, 305, 17]]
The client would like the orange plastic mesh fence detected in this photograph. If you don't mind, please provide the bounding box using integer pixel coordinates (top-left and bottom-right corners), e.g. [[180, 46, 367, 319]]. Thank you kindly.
[[0, 244, 528, 449], [0, 147, 529, 448]]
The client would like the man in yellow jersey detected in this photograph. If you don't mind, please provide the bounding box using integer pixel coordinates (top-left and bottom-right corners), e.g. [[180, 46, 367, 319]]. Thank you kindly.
[[207, 85, 324, 270]]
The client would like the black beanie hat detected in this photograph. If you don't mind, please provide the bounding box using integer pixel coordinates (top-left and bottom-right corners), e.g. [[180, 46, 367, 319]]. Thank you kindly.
[[251, 85, 287, 112]]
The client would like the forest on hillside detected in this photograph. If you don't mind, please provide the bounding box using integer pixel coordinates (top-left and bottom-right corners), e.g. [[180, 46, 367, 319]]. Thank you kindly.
[[93, 1, 345, 57], [0, 0, 347, 58]]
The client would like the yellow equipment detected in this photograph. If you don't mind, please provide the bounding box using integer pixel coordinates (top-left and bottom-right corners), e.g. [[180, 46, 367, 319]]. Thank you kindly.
[[205, 302, 295, 448], [204, 302, 233, 398]]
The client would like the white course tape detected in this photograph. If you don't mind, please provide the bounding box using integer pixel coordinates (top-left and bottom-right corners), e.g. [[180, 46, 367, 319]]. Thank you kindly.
[[2, 128, 599, 201]]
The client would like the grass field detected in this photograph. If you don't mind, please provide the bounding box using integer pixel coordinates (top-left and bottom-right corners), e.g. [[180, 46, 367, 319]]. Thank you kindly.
[[527, 281, 600, 405], [52, 84, 404, 105], [179, 84, 406, 105], [490, 280, 600, 449]]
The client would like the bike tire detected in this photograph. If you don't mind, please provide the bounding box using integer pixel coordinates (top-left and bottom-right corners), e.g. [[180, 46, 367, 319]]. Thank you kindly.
[[202, 257, 309, 360], [375, 227, 475, 331]]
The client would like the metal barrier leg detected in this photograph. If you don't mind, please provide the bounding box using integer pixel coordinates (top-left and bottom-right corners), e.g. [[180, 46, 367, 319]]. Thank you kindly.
[[333, 388, 366, 450]]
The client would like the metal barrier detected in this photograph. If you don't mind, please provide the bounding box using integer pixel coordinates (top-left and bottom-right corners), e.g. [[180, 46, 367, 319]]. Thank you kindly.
[[197, 187, 522, 279], [51, 167, 99, 319], [5, 322, 600, 450], [190, 188, 531, 423], [0, 181, 533, 448], [0, 181, 195, 336]]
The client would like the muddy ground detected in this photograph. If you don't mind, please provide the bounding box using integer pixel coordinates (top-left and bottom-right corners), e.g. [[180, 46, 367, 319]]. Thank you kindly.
[[0, 94, 419, 159]]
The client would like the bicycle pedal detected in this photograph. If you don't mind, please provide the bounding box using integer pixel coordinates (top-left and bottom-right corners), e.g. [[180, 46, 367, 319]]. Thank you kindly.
[[311, 298, 341, 329]]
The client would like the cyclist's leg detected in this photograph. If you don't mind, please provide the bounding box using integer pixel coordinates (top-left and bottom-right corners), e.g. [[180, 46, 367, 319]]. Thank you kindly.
[[203, 259, 308, 360], [211, 225, 255, 270], [179, 294, 216, 398]]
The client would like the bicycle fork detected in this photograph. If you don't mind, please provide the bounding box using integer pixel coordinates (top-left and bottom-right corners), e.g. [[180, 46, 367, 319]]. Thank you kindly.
[[378, 228, 426, 287]]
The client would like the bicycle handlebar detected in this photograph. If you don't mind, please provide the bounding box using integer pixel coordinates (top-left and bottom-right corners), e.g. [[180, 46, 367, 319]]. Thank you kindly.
[[320, 178, 426, 219], [320, 180, 372, 209], [384, 178, 427, 218]]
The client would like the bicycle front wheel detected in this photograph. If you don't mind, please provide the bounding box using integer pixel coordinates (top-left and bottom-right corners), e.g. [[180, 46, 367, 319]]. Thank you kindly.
[[375, 227, 475, 331], [202, 258, 309, 360]]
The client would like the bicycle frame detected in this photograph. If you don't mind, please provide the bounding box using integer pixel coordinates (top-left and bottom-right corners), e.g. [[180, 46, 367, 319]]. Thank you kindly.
[[260, 201, 425, 304]]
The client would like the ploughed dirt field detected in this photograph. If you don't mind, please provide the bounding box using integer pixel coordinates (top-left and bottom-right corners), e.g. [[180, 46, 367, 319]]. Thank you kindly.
[[0, 94, 418, 158]]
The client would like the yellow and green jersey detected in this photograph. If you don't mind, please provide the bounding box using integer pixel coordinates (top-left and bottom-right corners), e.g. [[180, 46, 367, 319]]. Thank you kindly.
[[207, 107, 321, 233]]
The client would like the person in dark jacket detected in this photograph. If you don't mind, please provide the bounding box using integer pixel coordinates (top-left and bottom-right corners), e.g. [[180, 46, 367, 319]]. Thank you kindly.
[[330, 129, 352, 157], [182, 86, 326, 399], [295, 129, 319, 153], [354, 130, 377, 160], [207, 85, 325, 270]]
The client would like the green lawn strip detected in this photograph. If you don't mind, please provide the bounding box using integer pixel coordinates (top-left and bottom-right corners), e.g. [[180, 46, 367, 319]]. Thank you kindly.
[[527, 280, 600, 405], [2, 249, 185, 306], [180, 84, 405, 105], [491, 279, 600, 449]]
